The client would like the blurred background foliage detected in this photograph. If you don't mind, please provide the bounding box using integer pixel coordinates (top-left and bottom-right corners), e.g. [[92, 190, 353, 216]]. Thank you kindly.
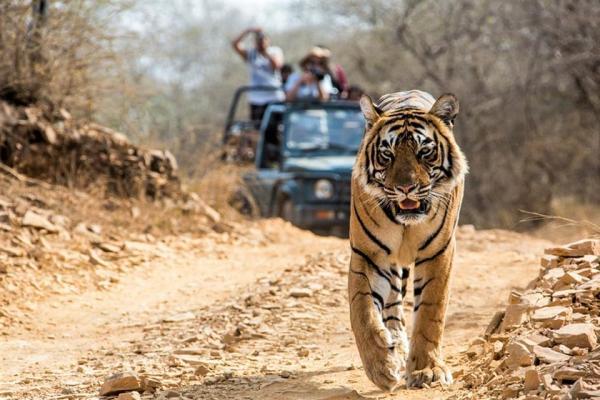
[[0, 0, 598, 228]]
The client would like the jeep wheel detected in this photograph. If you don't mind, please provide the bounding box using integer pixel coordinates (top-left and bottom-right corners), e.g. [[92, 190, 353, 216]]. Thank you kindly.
[[279, 198, 295, 224], [229, 188, 259, 217]]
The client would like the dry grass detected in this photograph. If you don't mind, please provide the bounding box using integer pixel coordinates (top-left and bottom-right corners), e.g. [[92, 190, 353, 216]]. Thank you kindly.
[[522, 198, 600, 242], [186, 163, 253, 220]]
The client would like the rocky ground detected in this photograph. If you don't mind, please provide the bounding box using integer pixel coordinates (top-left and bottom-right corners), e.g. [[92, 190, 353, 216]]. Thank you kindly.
[[0, 174, 558, 400], [453, 239, 600, 400]]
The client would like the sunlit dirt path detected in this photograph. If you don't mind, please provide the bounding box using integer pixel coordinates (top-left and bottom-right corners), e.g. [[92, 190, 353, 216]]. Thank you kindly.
[[0, 221, 550, 400]]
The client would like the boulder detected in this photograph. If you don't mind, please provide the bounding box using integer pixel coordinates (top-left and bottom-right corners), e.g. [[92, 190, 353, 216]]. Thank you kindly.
[[553, 323, 597, 349]]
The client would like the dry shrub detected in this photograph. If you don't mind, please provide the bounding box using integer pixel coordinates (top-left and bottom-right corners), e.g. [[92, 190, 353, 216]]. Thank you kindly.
[[0, 1, 128, 116]]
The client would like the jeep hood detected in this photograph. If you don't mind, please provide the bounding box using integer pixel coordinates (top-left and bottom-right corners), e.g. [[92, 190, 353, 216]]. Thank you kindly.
[[283, 155, 355, 174]]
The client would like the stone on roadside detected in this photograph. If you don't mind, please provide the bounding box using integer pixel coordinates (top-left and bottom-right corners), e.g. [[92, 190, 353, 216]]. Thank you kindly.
[[290, 288, 313, 298], [553, 323, 597, 349], [566, 239, 600, 256], [505, 341, 534, 369], [554, 271, 586, 290], [140, 376, 161, 393], [532, 345, 570, 364], [162, 311, 195, 323], [194, 364, 210, 377], [501, 304, 528, 331], [518, 333, 551, 350], [540, 255, 559, 269], [117, 392, 141, 400], [502, 383, 521, 399], [524, 368, 541, 391], [21, 210, 59, 233], [545, 240, 600, 257], [531, 306, 571, 328], [99, 372, 142, 396], [553, 367, 587, 382]]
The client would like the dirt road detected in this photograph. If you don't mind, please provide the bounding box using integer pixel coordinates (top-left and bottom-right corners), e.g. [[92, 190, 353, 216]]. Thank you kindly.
[[0, 220, 550, 400]]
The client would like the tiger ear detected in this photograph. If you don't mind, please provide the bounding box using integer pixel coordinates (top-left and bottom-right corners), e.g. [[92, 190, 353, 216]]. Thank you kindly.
[[429, 93, 459, 127], [359, 95, 381, 126]]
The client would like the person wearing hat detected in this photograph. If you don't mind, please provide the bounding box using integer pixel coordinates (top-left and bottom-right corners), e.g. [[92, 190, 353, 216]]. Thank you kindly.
[[232, 27, 285, 121], [284, 47, 334, 101], [315, 44, 348, 97]]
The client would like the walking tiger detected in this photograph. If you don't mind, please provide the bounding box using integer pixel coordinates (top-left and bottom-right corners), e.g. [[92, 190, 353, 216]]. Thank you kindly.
[[349, 90, 468, 390]]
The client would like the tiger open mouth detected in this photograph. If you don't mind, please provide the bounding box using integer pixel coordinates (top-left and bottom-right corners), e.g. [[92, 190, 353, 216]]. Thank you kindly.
[[397, 199, 430, 215]]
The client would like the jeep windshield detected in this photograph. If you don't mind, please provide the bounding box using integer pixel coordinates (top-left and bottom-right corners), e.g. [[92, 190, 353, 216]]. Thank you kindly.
[[285, 108, 364, 153]]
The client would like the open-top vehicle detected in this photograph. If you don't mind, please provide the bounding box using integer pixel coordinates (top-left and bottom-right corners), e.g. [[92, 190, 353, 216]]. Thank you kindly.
[[225, 88, 364, 236]]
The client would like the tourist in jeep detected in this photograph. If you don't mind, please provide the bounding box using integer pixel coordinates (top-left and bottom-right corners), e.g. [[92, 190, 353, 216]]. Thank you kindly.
[[231, 27, 285, 122], [284, 48, 334, 102]]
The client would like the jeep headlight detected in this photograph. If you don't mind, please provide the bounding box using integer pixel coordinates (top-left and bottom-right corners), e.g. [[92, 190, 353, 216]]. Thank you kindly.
[[314, 179, 334, 200]]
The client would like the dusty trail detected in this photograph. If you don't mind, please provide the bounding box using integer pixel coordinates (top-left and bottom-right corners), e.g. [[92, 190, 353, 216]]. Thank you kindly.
[[0, 220, 550, 400]]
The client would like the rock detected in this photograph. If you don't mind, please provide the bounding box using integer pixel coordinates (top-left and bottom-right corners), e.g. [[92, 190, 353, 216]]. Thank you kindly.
[[117, 392, 141, 400], [493, 340, 504, 357], [140, 376, 161, 393], [21, 210, 59, 232], [532, 345, 570, 364], [532, 306, 571, 321], [541, 373, 554, 390], [554, 271, 586, 290], [162, 312, 195, 323], [96, 242, 122, 253], [553, 367, 587, 382], [279, 371, 292, 378], [502, 383, 521, 399], [520, 292, 550, 309], [566, 239, 600, 256], [505, 341, 534, 369], [541, 255, 559, 268], [290, 288, 313, 298], [195, 364, 210, 377], [545, 240, 600, 257], [531, 306, 571, 328], [519, 333, 551, 350], [524, 368, 541, 391], [99, 372, 142, 396], [553, 323, 597, 349], [297, 348, 310, 357], [485, 311, 505, 338], [0, 245, 25, 257], [501, 304, 528, 331], [89, 249, 110, 267]]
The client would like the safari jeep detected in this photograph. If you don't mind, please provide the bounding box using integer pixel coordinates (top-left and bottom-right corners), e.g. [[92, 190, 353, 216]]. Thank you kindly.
[[241, 100, 364, 236]]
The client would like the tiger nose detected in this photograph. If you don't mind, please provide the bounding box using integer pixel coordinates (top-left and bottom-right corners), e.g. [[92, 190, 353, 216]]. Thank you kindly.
[[398, 184, 416, 193]]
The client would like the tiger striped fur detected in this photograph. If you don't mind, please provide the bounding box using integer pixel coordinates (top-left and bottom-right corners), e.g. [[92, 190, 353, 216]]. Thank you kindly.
[[349, 90, 467, 391]]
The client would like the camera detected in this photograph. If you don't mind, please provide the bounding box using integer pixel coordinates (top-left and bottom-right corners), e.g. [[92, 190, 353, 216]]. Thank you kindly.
[[308, 66, 325, 81]]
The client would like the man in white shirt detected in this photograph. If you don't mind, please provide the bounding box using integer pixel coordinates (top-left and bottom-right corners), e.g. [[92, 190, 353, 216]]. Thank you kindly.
[[232, 27, 285, 122]]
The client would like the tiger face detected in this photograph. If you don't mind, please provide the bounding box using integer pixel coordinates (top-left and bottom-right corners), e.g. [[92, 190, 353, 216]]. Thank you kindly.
[[354, 93, 468, 225]]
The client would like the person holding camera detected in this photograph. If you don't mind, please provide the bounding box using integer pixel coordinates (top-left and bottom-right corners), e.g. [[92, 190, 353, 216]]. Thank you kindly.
[[284, 48, 334, 101], [232, 27, 284, 121]]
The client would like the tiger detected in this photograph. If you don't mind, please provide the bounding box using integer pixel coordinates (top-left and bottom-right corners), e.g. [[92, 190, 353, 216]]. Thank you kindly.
[[348, 90, 468, 391]]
